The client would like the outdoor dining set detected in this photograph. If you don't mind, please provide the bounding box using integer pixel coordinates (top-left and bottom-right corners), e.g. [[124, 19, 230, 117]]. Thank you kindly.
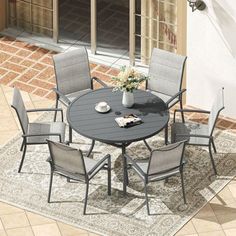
[[11, 47, 224, 215]]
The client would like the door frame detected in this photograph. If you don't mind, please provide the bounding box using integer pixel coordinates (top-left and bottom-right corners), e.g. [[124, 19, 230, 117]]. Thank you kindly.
[[53, 0, 58, 42], [0, 0, 7, 31]]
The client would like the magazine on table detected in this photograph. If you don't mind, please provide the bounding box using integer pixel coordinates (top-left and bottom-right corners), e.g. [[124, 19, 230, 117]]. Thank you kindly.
[[115, 114, 142, 128]]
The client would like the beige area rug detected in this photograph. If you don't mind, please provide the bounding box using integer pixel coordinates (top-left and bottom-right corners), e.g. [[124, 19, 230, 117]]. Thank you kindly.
[[0, 112, 236, 236]]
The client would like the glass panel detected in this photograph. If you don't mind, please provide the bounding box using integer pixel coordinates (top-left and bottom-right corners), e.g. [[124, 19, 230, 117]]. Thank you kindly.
[[8, 0, 53, 37], [32, 0, 53, 9], [134, 0, 177, 64], [32, 5, 53, 28]]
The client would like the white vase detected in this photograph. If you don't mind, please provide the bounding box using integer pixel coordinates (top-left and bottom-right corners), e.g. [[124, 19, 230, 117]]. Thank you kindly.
[[122, 91, 134, 108]]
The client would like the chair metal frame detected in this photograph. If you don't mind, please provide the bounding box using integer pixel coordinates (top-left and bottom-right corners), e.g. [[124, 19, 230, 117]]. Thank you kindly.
[[11, 88, 65, 173], [125, 140, 187, 215], [47, 140, 111, 215], [52, 48, 107, 149], [172, 88, 225, 175], [145, 48, 187, 147]]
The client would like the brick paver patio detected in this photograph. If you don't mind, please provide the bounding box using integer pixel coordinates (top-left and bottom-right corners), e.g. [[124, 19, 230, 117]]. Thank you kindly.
[[0, 35, 119, 100]]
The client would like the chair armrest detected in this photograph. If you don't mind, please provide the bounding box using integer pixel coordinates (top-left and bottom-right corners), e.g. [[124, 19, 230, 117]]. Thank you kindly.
[[27, 108, 64, 122], [26, 108, 63, 113], [22, 133, 62, 142], [124, 154, 146, 176], [92, 77, 108, 88], [175, 109, 210, 114], [52, 88, 71, 106], [173, 108, 210, 122], [175, 133, 212, 139], [88, 154, 111, 175], [166, 89, 186, 106]]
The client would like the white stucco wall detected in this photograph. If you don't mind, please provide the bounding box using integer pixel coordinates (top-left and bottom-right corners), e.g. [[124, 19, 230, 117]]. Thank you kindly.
[[186, 0, 236, 118]]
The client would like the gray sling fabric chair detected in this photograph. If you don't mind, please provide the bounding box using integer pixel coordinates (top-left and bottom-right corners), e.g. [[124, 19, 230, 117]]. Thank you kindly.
[[125, 140, 187, 215], [52, 47, 107, 145], [171, 88, 225, 175], [145, 48, 187, 147], [11, 87, 66, 173], [47, 140, 111, 215]]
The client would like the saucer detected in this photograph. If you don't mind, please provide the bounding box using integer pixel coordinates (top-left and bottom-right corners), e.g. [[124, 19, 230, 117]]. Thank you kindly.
[[95, 104, 111, 113]]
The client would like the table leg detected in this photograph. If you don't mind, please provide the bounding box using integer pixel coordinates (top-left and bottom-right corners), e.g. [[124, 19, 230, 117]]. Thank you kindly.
[[122, 144, 128, 196], [69, 126, 72, 144], [165, 125, 168, 145], [87, 140, 95, 157], [143, 139, 152, 152]]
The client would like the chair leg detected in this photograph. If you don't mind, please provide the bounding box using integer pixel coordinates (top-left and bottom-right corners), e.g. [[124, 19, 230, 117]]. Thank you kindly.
[[87, 140, 95, 157], [211, 139, 217, 154], [69, 126, 73, 144], [108, 158, 111, 196], [209, 143, 217, 175], [144, 183, 150, 215], [18, 144, 27, 173], [124, 156, 129, 187], [180, 170, 186, 204], [122, 145, 129, 193], [165, 125, 168, 145], [48, 171, 54, 203], [53, 98, 59, 122], [83, 183, 89, 215], [180, 99, 185, 123], [143, 139, 152, 152], [20, 139, 24, 151]]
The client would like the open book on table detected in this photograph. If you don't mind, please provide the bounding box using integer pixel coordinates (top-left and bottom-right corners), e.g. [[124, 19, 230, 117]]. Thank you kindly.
[[115, 114, 142, 128]]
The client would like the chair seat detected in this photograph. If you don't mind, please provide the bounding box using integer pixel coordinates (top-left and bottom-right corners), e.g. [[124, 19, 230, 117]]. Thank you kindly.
[[171, 122, 209, 145], [62, 89, 92, 105], [27, 122, 66, 143], [53, 156, 105, 180], [133, 160, 180, 181], [148, 90, 179, 107]]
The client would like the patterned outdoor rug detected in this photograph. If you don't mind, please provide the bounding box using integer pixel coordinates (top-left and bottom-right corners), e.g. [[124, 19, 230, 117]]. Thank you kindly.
[[0, 112, 236, 236]]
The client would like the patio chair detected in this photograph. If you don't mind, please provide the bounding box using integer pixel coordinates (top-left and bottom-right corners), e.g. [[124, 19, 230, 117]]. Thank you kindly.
[[171, 87, 225, 175], [52, 47, 107, 146], [125, 140, 187, 215], [145, 48, 187, 147], [47, 140, 111, 215], [11, 87, 66, 173]]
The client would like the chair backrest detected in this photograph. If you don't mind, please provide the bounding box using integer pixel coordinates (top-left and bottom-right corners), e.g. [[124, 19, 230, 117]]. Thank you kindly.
[[47, 140, 86, 177], [147, 140, 186, 176], [148, 48, 187, 96], [53, 47, 91, 95], [11, 87, 29, 134], [208, 87, 225, 136]]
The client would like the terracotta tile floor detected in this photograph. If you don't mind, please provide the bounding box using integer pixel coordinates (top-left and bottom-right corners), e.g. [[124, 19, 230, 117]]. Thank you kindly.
[[1, 35, 236, 236]]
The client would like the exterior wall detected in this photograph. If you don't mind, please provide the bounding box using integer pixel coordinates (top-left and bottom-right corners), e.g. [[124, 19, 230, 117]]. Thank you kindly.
[[0, 0, 6, 31], [186, 0, 236, 118]]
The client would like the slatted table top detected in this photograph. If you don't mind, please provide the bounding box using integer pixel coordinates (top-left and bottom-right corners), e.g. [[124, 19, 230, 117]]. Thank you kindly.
[[67, 88, 169, 144]]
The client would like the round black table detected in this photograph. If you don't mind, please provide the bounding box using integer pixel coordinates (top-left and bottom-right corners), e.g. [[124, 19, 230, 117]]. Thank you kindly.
[[67, 88, 169, 194]]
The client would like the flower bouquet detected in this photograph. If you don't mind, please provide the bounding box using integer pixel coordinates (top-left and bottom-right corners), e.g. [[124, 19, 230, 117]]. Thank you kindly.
[[112, 66, 149, 107]]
